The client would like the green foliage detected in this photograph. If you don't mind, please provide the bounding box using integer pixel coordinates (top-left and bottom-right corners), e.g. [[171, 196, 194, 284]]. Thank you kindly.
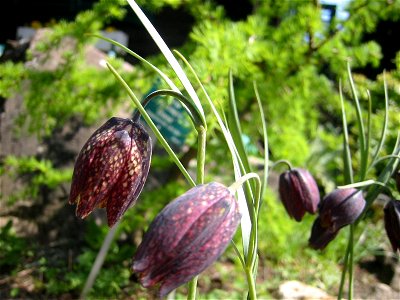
[[1, 0, 400, 298], [0, 0, 143, 138], [16, 57, 138, 136], [3, 156, 72, 203], [151, 0, 398, 170], [0, 61, 25, 98], [0, 221, 31, 271]]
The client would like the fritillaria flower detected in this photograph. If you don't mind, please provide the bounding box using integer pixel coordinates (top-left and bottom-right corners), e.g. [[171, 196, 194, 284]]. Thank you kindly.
[[309, 188, 366, 250], [384, 200, 400, 253], [278, 168, 320, 221], [395, 169, 400, 193], [132, 182, 241, 297], [69, 117, 152, 227]]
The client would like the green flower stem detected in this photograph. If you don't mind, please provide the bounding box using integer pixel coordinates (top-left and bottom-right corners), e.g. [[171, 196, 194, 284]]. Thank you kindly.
[[229, 173, 260, 297], [338, 77, 355, 300], [187, 125, 207, 300], [270, 159, 293, 171], [337, 247, 349, 300], [174, 49, 258, 296], [348, 225, 355, 300], [80, 221, 120, 299], [106, 61, 196, 187], [245, 267, 258, 300], [196, 125, 207, 184], [132, 89, 204, 128]]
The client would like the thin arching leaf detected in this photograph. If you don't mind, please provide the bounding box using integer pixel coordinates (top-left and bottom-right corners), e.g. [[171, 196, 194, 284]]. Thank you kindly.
[[173, 50, 254, 259], [126, 0, 206, 128], [340, 80, 354, 184]]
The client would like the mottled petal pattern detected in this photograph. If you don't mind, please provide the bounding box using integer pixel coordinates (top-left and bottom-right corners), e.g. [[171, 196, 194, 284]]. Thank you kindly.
[[69, 117, 152, 227], [132, 182, 241, 297]]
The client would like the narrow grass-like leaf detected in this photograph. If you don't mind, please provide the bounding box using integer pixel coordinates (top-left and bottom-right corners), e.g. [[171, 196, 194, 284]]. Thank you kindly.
[[363, 132, 400, 211], [227, 70, 252, 175], [369, 72, 389, 170], [347, 62, 367, 181], [226, 71, 259, 266], [106, 62, 196, 187], [173, 50, 254, 258], [91, 34, 204, 129], [126, 0, 206, 127], [230, 240, 246, 269], [340, 80, 354, 184], [338, 179, 384, 189], [366, 90, 372, 173], [90, 33, 178, 91], [253, 82, 269, 206]]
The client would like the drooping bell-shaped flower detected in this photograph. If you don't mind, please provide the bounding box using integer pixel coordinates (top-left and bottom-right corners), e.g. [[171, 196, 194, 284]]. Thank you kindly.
[[384, 200, 400, 253], [132, 182, 241, 297], [309, 188, 366, 250], [69, 117, 152, 227], [278, 168, 320, 222]]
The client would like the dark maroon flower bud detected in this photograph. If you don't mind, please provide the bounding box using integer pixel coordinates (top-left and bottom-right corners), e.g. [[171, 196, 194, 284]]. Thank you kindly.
[[132, 182, 241, 297], [69, 117, 152, 227], [309, 188, 366, 250], [384, 200, 400, 253], [278, 168, 320, 222], [395, 169, 400, 193]]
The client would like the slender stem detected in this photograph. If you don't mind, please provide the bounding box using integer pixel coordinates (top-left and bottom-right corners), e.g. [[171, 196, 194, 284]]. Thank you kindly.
[[187, 277, 198, 300], [80, 221, 120, 299], [196, 125, 207, 184], [132, 89, 204, 128], [245, 267, 257, 300], [365, 90, 372, 175], [337, 245, 349, 300], [187, 125, 207, 300], [348, 225, 355, 300], [270, 159, 293, 171]]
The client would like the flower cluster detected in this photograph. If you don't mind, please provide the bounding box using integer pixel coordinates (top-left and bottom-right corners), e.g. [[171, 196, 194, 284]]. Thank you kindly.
[[69, 119, 241, 296], [278, 168, 366, 250]]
